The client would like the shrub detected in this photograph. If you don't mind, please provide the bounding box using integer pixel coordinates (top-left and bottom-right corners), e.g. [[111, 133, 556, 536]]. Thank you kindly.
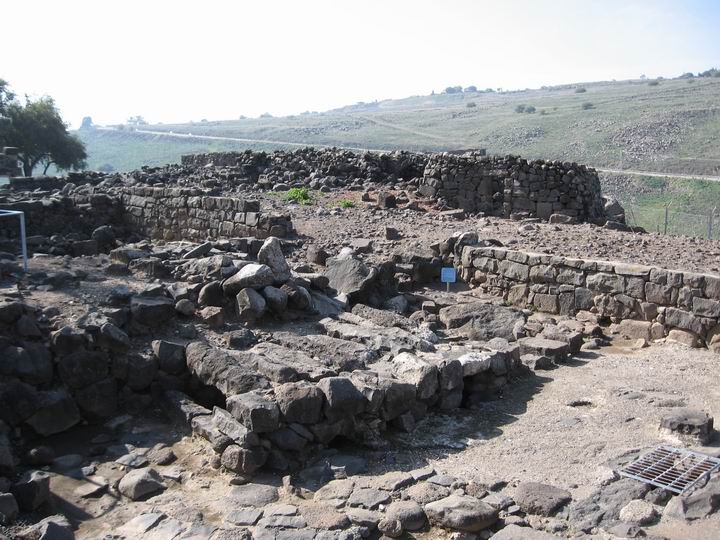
[[337, 199, 354, 208], [515, 104, 526, 113], [466, 101, 477, 108], [464, 85, 477, 93], [575, 87, 587, 93], [648, 80, 660, 86], [581, 102, 594, 110], [284, 187, 312, 205], [539, 109, 547, 115], [525, 105, 536, 113]]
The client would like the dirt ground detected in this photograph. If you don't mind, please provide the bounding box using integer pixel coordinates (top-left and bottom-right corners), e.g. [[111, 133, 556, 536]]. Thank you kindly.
[[262, 190, 720, 274]]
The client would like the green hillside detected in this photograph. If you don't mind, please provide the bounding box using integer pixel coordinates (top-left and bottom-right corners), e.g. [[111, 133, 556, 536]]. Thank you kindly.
[[78, 76, 720, 176]]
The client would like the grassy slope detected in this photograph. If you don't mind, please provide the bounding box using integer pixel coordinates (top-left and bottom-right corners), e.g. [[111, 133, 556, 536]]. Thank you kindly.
[[78, 77, 720, 175]]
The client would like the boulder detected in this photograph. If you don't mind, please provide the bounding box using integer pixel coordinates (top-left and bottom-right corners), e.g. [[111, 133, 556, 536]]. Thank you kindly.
[[221, 444, 268, 474], [514, 482, 572, 516], [424, 494, 498, 532], [0, 492, 18, 523], [58, 350, 109, 389], [385, 500, 426, 531], [198, 280, 224, 307], [258, 237, 291, 283], [25, 389, 81, 436], [152, 340, 187, 374], [226, 390, 280, 432], [317, 377, 366, 422], [118, 467, 166, 500], [275, 381, 324, 424], [262, 286, 288, 313], [11, 470, 50, 511], [439, 302, 525, 340], [236, 288, 267, 322], [130, 296, 175, 327], [223, 264, 275, 296], [659, 409, 714, 445]]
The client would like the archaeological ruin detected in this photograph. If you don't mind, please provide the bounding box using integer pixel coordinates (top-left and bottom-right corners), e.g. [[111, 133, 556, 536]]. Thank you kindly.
[[0, 148, 718, 540]]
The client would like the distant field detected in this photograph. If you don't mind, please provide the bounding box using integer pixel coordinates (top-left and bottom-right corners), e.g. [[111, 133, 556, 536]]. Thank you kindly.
[[79, 129, 277, 172], [77, 77, 720, 175]]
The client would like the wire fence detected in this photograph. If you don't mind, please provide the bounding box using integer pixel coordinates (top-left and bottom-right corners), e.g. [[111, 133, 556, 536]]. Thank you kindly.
[[624, 204, 720, 240]]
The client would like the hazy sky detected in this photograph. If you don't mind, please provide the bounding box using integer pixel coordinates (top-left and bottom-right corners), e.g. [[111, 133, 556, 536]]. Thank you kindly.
[[3, 0, 719, 127]]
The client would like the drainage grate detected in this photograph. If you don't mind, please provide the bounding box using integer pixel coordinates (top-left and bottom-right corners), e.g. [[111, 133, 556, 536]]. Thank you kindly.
[[619, 445, 720, 495]]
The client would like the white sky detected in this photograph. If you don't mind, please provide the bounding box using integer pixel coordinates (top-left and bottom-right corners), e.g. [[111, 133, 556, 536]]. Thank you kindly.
[[3, 0, 719, 127]]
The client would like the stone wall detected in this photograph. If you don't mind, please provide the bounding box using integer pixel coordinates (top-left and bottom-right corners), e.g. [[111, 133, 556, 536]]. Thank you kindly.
[[0, 187, 292, 241], [459, 245, 720, 349], [420, 154, 605, 222], [0, 193, 121, 237], [119, 187, 292, 241]]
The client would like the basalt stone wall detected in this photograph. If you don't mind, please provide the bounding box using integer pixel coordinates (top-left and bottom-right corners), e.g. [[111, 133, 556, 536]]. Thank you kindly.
[[0, 187, 292, 242], [460, 245, 720, 348], [420, 154, 605, 222], [0, 193, 122, 237], [119, 186, 292, 241]]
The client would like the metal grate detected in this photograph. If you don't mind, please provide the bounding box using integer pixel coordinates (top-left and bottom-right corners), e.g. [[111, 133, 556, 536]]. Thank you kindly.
[[619, 445, 720, 495]]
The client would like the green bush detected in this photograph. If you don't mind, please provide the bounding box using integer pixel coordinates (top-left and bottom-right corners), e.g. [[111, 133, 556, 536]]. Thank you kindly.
[[581, 102, 594, 110], [466, 101, 477, 108], [539, 109, 547, 115], [337, 199, 354, 208], [575, 87, 587, 93], [284, 187, 312, 205], [525, 105, 536, 113], [648, 80, 660, 86], [515, 104, 526, 113]]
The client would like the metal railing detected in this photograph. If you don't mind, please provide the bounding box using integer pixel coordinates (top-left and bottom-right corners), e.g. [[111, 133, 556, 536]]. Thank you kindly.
[[625, 204, 720, 240]]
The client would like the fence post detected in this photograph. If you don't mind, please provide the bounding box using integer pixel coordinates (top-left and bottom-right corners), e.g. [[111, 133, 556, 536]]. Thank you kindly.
[[710, 207, 717, 240], [664, 204, 669, 235]]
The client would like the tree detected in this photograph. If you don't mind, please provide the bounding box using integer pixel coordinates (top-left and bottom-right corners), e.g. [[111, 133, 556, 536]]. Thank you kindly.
[[4, 95, 87, 176], [464, 85, 477, 93], [80, 116, 94, 129], [0, 79, 16, 146]]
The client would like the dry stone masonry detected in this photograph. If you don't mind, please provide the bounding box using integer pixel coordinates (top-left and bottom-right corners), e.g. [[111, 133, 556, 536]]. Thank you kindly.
[[460, 245, 720, 351], [420, 153, 606, 221]]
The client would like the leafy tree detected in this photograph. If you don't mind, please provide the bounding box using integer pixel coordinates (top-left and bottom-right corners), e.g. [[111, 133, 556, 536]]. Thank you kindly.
[[80, 116, 94, 129], [4, 95, 87, 176], [444, 86, 462, 94], [0, 79, 16, 145], [464, 85, 477, 93]]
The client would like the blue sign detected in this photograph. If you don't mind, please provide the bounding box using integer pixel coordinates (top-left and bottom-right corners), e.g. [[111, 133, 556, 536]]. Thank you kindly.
[[441, 267, 457, 283]]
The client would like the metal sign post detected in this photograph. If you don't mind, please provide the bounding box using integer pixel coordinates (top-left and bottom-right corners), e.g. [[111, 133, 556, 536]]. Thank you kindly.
[[0, 209, 28, 272], [441, 267, 456, 292]]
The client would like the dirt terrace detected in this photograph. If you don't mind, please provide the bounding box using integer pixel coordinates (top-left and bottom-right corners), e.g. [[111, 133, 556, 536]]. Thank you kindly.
[[259, 190, 720, 275]]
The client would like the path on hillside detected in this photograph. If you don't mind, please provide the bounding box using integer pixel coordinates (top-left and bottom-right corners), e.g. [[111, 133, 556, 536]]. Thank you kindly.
[[96, 126, 386, 153], [353, 114, 458, 144], [596, 167, 720, 183], [98, 127, 720, 183]]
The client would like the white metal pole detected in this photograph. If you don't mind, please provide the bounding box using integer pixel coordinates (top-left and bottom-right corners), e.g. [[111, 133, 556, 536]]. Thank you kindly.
[[19, 211, 28, 272]]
